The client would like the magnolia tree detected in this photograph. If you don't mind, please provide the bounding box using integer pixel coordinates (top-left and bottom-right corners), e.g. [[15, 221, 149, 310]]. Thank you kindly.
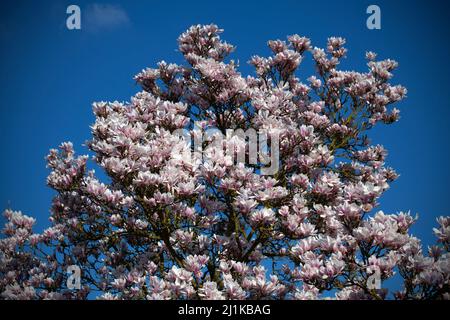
[[1, 24, 449, 300]]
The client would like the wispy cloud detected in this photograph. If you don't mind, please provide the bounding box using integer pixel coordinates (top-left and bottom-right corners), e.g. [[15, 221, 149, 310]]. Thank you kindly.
[[84, 3, 130, 33]]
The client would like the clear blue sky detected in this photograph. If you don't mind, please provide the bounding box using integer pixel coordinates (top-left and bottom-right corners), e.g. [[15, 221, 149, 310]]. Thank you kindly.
[[1, 0, 449, 252]]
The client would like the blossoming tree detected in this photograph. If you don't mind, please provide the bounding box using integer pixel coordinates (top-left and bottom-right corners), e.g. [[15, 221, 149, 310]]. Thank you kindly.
[[1, 24, 449, 300]]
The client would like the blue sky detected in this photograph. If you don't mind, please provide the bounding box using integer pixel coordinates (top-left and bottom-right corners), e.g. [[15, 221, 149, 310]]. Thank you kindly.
[[0, 0, 449, 256]]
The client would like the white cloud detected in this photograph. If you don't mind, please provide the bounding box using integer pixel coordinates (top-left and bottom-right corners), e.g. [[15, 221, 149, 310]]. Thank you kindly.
[[83, 3, 130, 32]]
